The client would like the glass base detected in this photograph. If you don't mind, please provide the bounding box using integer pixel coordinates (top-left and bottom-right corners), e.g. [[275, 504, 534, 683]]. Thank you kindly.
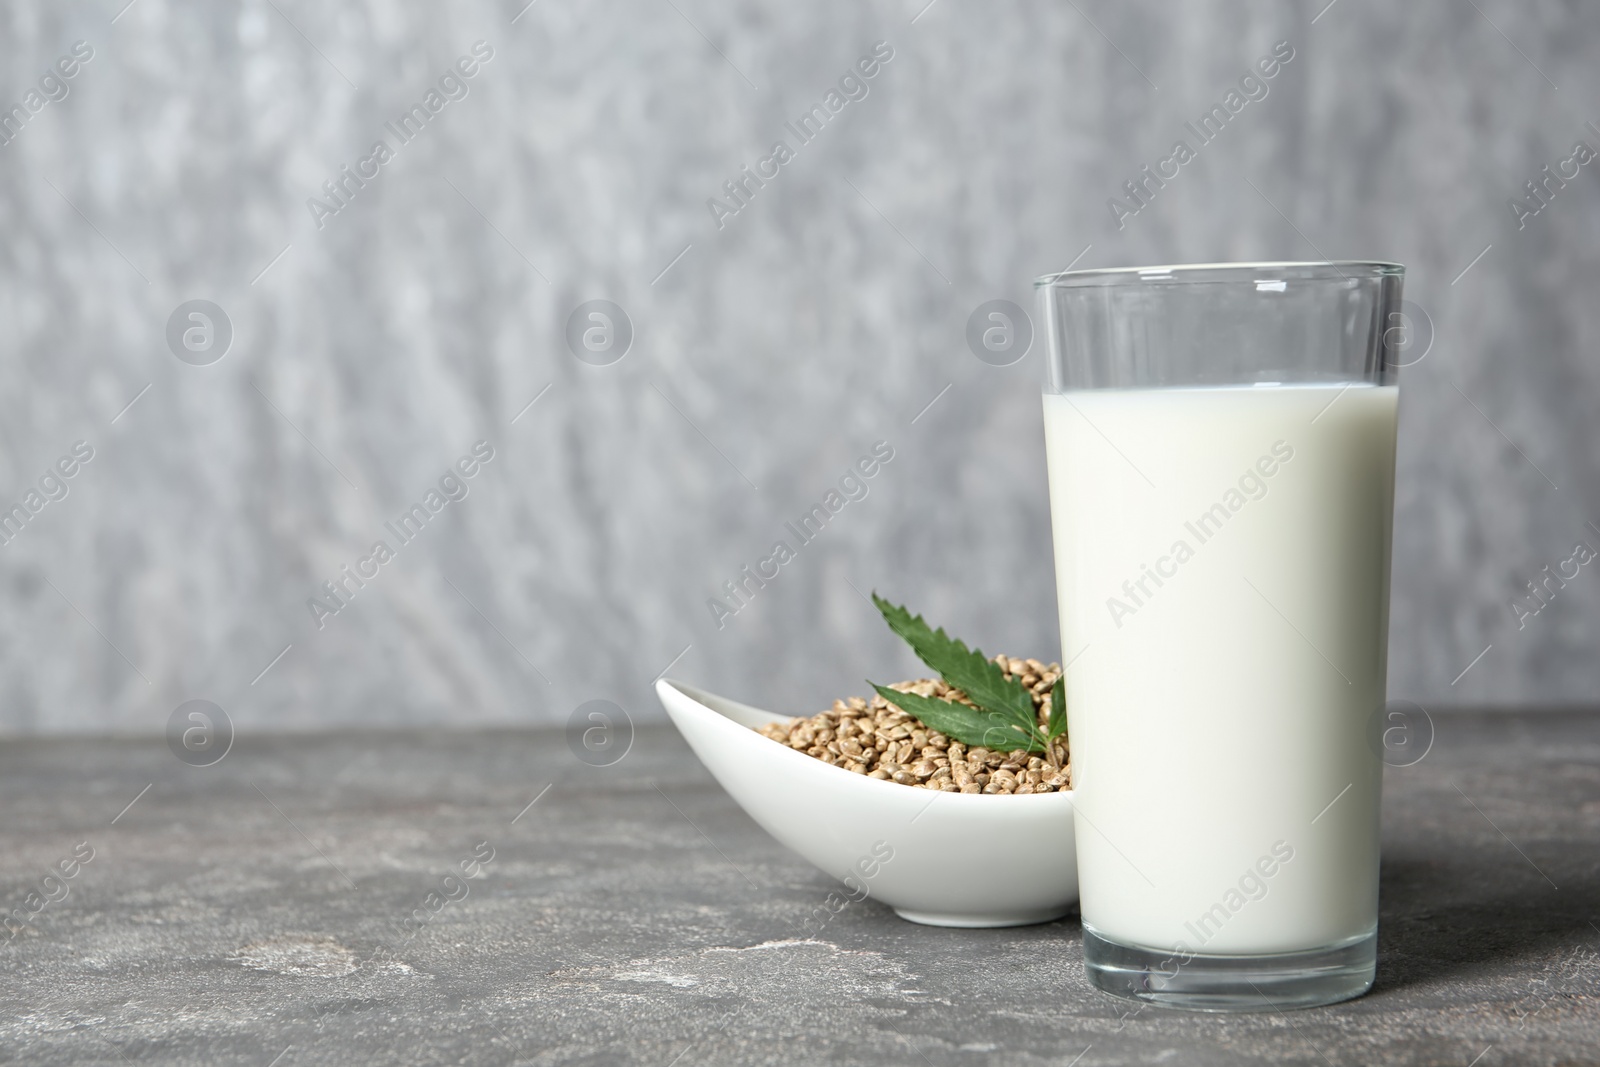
[[1082, 926, 1376, 1012]]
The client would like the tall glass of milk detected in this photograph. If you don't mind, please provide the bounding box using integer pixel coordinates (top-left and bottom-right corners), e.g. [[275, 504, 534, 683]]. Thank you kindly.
[[1037, 262, 1404, 1011]]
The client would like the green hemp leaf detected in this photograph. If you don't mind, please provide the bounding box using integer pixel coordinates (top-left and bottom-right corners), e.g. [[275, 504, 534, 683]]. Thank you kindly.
[[1047, 674, 1067, 743], [867, 593, 1066, 764]]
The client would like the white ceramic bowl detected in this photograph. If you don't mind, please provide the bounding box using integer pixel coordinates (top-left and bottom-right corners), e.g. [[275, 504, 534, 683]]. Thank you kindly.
[[656, 678, 1078, 927]]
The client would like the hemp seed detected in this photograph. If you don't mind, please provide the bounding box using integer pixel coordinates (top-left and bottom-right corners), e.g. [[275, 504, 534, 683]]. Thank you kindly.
[[755, 655, 1071, 793]]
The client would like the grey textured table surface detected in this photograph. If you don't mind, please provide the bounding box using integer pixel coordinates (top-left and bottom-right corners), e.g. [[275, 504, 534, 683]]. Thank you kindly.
[[3, 712, 1597, 1066]]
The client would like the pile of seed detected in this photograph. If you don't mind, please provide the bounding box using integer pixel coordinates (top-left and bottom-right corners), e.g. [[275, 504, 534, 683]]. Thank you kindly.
[[757, 655, 1070, 794]]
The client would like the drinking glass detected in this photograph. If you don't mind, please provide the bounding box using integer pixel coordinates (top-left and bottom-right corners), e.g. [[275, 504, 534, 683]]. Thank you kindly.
[[1037, 261, 1404, 1011]]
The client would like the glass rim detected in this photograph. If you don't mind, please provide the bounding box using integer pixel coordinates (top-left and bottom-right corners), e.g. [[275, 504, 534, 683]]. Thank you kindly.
[[1034, 260, 1405, 289]]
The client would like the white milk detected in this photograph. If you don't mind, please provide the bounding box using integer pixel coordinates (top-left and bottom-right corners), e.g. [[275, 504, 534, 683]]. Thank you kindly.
[[1043, 383, 1398, 956]]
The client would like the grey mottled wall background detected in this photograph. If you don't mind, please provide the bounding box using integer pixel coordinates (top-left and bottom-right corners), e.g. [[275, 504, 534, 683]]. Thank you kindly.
[[1, 0, 1596, 735]]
